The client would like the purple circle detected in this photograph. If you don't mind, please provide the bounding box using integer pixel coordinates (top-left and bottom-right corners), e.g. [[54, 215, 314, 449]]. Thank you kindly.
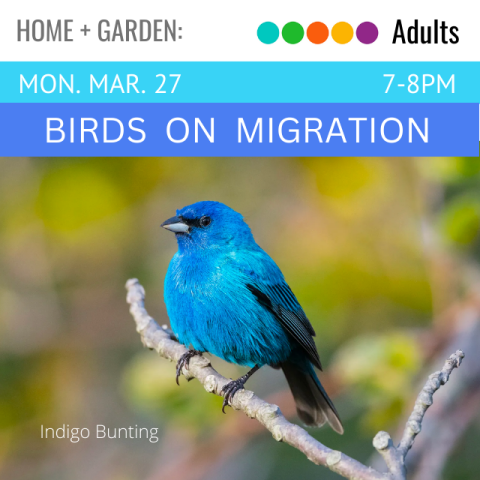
[[356, 22, 378, 44]]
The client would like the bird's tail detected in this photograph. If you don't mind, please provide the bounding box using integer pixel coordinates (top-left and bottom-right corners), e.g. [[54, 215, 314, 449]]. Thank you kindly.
[[281, 360, 344, 434]]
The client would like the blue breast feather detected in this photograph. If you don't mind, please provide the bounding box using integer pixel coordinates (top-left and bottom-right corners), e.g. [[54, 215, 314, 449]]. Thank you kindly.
[[164, 245, 308, 367]]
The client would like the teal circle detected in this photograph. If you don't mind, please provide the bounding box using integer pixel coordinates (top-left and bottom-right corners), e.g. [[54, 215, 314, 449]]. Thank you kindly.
[[257, 22, 279, 44], [282, 22, 304, 44]]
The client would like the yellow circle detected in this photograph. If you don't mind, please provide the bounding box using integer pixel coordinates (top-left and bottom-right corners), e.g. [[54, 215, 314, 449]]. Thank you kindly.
[[331, 22, 354, 44]]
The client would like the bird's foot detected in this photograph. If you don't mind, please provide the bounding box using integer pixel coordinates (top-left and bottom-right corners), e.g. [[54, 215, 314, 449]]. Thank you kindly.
[[221, 365, 260, 413], [176, 350, 203, 385], [221, 378, 247, 413]]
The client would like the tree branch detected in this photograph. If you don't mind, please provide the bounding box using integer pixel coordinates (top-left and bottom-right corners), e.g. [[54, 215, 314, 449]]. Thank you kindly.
[[397, 350, 465, 458], [125, 278, 465, 480], [411, 386, 480, 480]]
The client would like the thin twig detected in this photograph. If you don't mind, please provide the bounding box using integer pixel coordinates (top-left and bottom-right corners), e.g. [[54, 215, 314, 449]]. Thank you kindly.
[[372, 351, 465, 480], [397, 350, 465, 458], [411, 387, 480, 480], [126, 278, 465, 480]]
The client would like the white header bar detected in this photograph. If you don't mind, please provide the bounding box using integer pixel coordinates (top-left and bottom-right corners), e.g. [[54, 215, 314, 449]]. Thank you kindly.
[[0, 0, 476, 62]]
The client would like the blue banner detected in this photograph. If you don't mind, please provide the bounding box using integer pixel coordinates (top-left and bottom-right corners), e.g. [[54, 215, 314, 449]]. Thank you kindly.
[[0, 103, 477, 157], [0, 62, 474, 103]]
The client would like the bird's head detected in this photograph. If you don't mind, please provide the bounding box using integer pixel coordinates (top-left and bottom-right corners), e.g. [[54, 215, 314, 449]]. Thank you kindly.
[[161, 201, 254, 251]]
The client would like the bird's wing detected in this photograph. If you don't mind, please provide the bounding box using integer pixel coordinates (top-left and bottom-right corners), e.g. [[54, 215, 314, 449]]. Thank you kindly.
[[237, 250, 322, 370]]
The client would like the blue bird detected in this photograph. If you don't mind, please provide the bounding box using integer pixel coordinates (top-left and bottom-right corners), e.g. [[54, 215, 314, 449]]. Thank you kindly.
[[162, 201, 343, 433]]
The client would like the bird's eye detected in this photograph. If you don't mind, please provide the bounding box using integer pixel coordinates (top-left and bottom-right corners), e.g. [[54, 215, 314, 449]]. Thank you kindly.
[[199, 216, 211, 227]]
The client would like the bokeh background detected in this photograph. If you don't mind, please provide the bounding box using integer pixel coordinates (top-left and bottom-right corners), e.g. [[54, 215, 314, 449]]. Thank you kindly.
[[1, 156, 479, 480]]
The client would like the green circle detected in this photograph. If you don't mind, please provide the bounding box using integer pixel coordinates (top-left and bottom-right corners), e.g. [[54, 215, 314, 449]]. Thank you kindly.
[[282, 22, 304, 44], [257, 22, 279, 44]]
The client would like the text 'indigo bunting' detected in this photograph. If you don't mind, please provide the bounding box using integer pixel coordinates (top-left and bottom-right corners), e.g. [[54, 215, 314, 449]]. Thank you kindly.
[[162, 201, 343, 434]]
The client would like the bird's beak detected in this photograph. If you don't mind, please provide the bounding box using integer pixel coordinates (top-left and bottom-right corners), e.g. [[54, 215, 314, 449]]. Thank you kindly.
[[161, 215, 190, 233]]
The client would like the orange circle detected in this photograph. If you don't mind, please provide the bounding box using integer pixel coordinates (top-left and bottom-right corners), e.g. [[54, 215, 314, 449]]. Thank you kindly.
[[307, 22, 329, 44], [331, 22, 354, 44]]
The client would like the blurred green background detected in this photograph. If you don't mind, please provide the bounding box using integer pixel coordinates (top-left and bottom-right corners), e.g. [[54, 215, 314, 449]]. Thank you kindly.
[[0, 156, 479, 480]]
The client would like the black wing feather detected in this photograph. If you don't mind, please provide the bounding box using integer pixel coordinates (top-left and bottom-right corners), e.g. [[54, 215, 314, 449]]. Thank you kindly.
[[246, 283, 322, 370]]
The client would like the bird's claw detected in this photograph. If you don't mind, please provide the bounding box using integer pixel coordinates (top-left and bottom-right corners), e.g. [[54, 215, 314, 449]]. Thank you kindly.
[[221, 378, 246, 413], [176, 350, 202, 385]]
